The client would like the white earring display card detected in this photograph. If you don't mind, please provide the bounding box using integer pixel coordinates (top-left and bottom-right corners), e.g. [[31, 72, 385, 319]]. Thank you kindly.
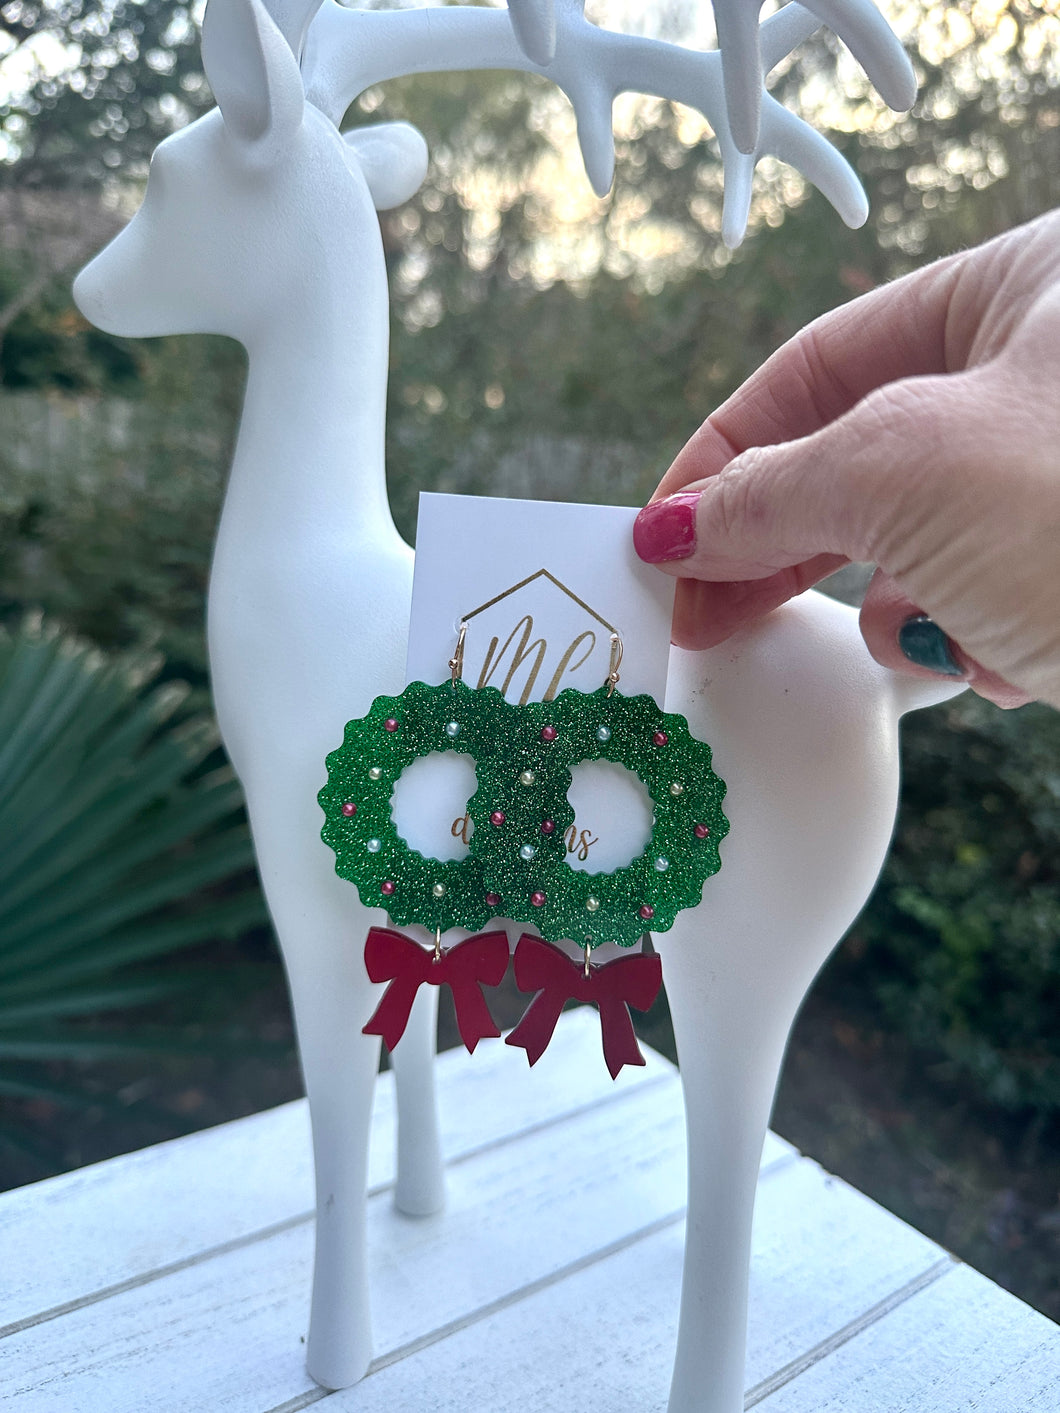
[[396, 493, 675, 877]]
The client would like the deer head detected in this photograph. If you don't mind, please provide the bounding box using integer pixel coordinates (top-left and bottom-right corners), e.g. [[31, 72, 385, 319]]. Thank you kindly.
[[73, 0, 427, 344]]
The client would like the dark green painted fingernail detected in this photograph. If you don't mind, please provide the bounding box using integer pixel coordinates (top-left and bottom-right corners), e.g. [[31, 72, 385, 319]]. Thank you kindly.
[[897, 616, 966, 677]]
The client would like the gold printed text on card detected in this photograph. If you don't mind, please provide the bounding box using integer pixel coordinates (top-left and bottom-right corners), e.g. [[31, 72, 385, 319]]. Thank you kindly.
[[451, 814, 598, 860]]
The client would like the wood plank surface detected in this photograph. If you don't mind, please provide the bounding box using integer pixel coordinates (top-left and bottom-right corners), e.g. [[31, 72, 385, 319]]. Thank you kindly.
[[0, 1008, 705, 1333], [2, 1010, 1055, 1413], [754, 1263, 1060, 1412], [271, 1163, 956, 1413], [2, 1095, 953, 1413], [2, 1076, 690, 1412]]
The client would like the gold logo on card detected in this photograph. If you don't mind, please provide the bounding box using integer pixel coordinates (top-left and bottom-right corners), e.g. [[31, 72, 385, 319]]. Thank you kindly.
[[462, 568, 617, 706]]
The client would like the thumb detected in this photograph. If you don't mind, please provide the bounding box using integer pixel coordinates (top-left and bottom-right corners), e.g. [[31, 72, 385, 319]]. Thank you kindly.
[[634, 374, 968, 582]]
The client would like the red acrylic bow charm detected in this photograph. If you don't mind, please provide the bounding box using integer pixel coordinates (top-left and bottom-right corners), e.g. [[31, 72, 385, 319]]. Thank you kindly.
[[505, 935, 663, 1078], [362, 927, 509, 1054]]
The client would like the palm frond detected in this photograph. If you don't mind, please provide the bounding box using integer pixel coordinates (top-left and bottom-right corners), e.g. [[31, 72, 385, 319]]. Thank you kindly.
[[0, 619, 274, 1156]]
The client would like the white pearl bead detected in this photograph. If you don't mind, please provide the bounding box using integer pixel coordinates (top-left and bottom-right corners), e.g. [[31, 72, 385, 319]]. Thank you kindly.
[[519, 843, 536, 861], [366, 838, 381, 853]]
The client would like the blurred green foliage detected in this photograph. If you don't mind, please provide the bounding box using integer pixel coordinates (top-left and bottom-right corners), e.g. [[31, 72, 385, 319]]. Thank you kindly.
[[0, 619, 269, 1168], [0, 335, 241, 687], [0, 0, 1057, 1131], [844, 696, 1060, 1115]]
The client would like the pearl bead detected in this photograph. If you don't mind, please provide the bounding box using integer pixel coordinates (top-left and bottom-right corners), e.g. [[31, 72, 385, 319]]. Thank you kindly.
[[586, 896, 600, 912], [368, 766, 382, 781], [669, 782, 683, 797], [530, 890, 547, 908], [540, 725, 557, 742], [383, 717, 399, 732], [654, 856, 669, 872], [540, 819, 555, 835], [519, 769, 536, 786], [444, 721, 461, 739], [694, 823, 710, 839], [519, 843, 536, 861], [485, 892, 502, 908], [490, 810, 506, 827], [366, 838, 381, 853], [653, 731, 669, 746], [380, 880, 395, 896], [341, 802, 356, 817], [432, 881, 446, 898], [595, 725, 611, 743], [639, 903, 655, 920]]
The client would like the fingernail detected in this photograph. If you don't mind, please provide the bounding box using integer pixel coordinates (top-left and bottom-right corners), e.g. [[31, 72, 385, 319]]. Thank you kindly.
[[897, 616, 966, 677], [633, 493, 700, 564]]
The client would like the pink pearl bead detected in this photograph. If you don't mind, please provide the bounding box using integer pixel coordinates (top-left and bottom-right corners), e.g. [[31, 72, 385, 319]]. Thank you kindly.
[[383, 717, 399, 732], [639, 903, 654, 920], [653, 731, 668, 746], [485, 892, 502, 908], [530, 890, 546, 908], [693, 824, 710, 839], [380, 880, 395, 896], [540, 819, 555, 835], [540, 725, 557, 742], [341, 802, 357, 817], [490, 810, 506, 826]]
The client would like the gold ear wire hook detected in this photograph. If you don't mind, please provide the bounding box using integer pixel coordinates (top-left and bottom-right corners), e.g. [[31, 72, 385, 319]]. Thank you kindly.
[[449, 622, 467, 688], [584, 940, 592, 979], [606, 631, 623, 697], [434, 926, 443, 963]]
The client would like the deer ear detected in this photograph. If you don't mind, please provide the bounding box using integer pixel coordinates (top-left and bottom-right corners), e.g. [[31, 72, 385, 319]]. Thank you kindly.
[[264, 0, 324, 62], [201, 0, 304, 163], [343, 124, 429, 210]]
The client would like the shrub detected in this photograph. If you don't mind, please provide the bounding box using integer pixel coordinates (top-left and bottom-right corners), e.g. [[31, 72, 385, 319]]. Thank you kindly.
[[839, 694, 1060, 1115], [0, 618, 270, 1167]]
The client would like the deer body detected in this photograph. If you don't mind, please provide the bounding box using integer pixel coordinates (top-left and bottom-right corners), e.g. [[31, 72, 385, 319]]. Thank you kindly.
[[75, 82, 441, 1389], [73, 2, 950, 1408]]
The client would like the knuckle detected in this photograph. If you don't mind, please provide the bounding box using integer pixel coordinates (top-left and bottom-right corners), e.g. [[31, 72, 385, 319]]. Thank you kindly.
[[707, 451, 779, 566], [856, 378, 940, 447], [768, 323, 852, 434]]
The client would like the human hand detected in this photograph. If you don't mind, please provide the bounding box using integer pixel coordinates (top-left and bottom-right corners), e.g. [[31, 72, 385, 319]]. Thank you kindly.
[[633, 211, 1060, 709]]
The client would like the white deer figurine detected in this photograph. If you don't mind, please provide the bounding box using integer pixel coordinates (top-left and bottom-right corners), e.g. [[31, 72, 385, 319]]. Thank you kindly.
[[74, 2, 957, 1410]]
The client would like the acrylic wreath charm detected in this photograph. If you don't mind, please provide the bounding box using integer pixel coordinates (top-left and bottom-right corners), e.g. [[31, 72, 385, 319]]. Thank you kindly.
[[319, 634, 728, 1075]]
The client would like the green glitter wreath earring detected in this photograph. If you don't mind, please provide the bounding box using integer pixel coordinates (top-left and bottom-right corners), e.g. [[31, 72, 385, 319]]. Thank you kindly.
[[319, 623, 729, 1073], [318, 636, 515, 1056]]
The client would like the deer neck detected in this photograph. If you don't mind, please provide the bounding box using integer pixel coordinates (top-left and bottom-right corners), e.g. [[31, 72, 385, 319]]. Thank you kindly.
[[215, 242, 399, 559]]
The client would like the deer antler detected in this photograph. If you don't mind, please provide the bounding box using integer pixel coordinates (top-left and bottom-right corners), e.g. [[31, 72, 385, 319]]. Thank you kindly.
[[713, 0, 917, 155], [509, 0, 556, 67], [301, 0, 900, 249]]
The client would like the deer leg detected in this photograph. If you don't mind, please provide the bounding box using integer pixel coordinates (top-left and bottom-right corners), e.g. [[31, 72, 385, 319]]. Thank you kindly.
[[658, 924, 804, 1413], [248, 814, 385, 1390], [389, 981, 445, 1216]]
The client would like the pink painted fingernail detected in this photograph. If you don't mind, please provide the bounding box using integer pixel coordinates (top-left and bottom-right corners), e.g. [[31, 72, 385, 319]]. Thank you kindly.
[[633, 493, 700, 564]]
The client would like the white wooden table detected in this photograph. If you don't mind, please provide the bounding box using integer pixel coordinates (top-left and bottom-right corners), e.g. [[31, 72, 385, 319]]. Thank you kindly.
[[2, 1008, 1057, 1412]]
